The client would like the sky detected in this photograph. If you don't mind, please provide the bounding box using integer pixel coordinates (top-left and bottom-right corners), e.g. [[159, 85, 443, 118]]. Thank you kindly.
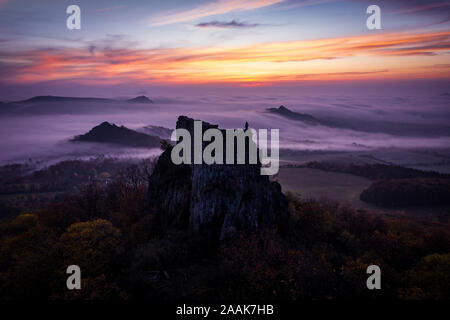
[[0, 0, 449, 99]]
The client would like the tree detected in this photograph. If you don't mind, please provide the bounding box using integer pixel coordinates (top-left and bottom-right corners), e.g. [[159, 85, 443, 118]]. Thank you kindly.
[[59, 219, 122, 278], [403, 253, 450, 299]]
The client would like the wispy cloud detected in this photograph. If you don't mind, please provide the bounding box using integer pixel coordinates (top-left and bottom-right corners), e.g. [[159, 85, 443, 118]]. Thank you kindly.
[[196, 19, 261, 28], [280, 0, 337, 10], [94, 5, 127, 13], [393, 1, 450, 14], [1, 31, 449, 85], [147, 0, 285, 26]]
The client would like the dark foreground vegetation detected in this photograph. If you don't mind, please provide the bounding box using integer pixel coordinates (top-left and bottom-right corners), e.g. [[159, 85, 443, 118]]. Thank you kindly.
[[360, 178, 450, 206], [0, 163, 449, 300], [0, 157, 147, 212]]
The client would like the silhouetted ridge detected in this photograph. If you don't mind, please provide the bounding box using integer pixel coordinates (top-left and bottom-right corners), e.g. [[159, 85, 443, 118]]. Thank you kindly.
[[20, 96, 114, 103], [267, 105, 318, 123], [73, 122, 160, 148], [267, 105, 450, 137], [127, 96, 153, 104]]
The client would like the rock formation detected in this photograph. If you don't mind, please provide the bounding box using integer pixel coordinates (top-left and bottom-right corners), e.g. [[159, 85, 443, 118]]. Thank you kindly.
[[148, 116, 288, 243]]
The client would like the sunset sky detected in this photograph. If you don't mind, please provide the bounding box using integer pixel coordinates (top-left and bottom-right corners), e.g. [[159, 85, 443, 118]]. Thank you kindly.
[[0, 0, 449, 98]]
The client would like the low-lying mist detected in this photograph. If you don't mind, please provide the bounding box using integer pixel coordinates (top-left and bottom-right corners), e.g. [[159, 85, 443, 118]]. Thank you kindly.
[[1, 91, 449, 170]]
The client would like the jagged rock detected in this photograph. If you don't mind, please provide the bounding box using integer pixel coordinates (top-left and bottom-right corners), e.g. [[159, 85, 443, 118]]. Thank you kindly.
[[148, 149, 192, 228], [148, 116, 288, 243]]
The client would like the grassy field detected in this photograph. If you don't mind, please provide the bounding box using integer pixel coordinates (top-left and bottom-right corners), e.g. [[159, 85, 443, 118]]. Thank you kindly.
[[277, 167, 372, 208], [276, 167, 450, 218]]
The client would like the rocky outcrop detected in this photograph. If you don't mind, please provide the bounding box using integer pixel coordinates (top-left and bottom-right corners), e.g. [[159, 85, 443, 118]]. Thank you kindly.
[[148, 116, 287, 243]]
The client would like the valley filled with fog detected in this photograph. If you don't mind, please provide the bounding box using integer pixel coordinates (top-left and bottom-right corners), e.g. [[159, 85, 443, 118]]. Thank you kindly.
[[1, 91, 450, 173]]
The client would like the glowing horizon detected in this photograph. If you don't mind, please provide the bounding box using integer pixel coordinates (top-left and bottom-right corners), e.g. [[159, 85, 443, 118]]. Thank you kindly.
[[2, 30, 448, 86]]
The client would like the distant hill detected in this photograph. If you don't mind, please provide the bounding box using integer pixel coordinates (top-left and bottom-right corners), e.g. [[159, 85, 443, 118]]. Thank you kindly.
[[73, 122, 161, 148], [19, 96, 114, 104], [1, 95, 158, 115], [267, 105, 450, 137], [17, 95, 154, 104], [0, 101, 22, 113], [267, 105, 318, 123], [126, 96, 153, 104]]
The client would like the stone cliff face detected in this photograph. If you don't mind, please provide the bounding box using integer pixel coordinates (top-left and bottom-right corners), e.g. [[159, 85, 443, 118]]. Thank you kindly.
[[148, 116, 287, 242]]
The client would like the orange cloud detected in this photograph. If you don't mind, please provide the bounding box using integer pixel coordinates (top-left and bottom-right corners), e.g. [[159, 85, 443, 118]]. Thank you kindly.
[[1, 30, 449, 85]]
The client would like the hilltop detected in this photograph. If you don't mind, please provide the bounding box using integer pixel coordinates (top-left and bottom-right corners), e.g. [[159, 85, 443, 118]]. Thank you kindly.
[[73, 122, 161, 148], [126, 95, 153, 104], [17, 95, 154, 104], [267, 105, 450, 137], [19, 96, 114, 104], [267, 105, 318, 123]]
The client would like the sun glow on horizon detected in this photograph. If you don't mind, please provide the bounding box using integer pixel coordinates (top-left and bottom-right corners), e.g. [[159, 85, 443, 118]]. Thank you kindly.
[[2, 30, 449, 86]]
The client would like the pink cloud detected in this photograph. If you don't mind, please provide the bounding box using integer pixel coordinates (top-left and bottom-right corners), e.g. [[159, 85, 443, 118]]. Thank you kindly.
[[2, 30, 449, 85]]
